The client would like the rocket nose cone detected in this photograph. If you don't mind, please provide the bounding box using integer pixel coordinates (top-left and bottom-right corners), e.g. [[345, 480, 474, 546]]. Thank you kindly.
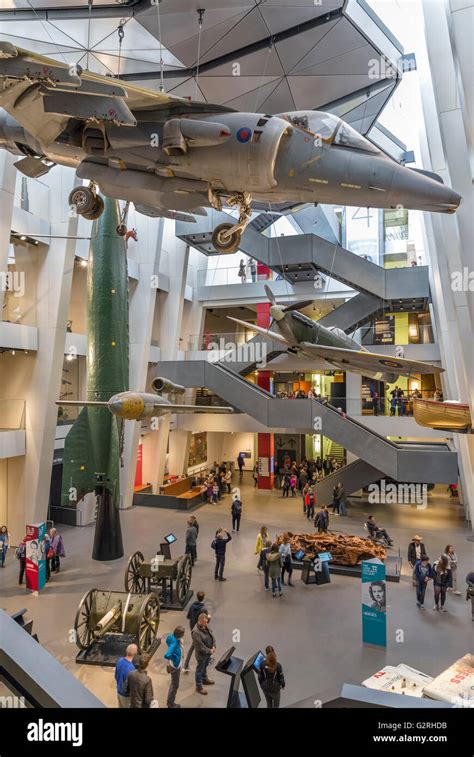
[[108, 395, 123, 416]]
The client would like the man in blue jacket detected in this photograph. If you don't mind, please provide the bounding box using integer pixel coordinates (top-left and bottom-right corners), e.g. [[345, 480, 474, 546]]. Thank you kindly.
[[211, 528, 232, 581], [114, 643, 137, 708], [415, 555, 432, 609], [164, 626, 185, 708]]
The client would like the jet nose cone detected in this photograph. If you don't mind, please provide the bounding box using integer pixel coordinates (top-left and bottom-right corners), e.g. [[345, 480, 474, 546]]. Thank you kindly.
[[108, 395, 123, 415], [392, 165, 462, 213]]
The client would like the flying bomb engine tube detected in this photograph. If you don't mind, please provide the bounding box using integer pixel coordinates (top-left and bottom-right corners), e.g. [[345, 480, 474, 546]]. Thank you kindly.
[[152, 377, 186, 395]]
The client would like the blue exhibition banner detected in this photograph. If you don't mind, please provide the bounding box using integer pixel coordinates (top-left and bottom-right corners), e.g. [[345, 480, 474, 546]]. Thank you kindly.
[[361, 559, 387, 647]]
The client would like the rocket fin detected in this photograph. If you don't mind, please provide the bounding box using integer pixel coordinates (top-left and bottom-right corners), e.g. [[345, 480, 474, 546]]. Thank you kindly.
[[60, 407, 97, 506]]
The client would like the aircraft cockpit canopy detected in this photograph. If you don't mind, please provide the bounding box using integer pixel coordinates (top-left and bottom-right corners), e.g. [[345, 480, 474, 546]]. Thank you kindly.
[[281, 111, 380, 154], [328, 326, 348, 340]]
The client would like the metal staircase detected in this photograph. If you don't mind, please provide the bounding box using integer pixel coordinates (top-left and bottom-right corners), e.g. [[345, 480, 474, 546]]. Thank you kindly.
[[158, 359, 458, 485]]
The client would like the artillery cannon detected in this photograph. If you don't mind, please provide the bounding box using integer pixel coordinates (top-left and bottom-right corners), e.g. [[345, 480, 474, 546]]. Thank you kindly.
[[74, 589, 160, 666], [125, 551, 193, 610]]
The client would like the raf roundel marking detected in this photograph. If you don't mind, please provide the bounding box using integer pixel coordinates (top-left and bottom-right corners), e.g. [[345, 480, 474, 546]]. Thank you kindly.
[[236, 127, 253, 143]]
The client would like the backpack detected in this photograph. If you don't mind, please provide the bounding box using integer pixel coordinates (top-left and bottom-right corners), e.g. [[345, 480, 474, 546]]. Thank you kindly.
[[232, 499, 242, 515], [211, 539, 217, 551]]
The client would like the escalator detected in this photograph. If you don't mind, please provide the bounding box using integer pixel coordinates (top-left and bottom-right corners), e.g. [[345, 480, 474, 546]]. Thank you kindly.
[[159, 359, 458, 484], [313, 459, 384, 501]]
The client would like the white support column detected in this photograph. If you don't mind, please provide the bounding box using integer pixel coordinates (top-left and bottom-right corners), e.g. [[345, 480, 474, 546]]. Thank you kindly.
[[156, 223, 192, 475], [0, 153, 16, 313], [20, 169, 78, 535], [121, 217, 164, 508], [346, 372, 362, 416], [419, 0, 474, 522]]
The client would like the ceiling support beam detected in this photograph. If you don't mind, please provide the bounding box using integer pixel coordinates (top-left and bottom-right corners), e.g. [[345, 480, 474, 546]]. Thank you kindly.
[[120, 6, 344, 81]]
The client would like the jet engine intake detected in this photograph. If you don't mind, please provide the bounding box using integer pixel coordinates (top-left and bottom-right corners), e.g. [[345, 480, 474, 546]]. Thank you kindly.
[[152, 377, 186, 395], [0, 109, 31, 155], [162, 118, 231, 155]]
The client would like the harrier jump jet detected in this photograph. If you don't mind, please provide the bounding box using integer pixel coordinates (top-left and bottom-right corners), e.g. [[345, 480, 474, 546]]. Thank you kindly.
[[0, 43, 462, 253], [228, 286, 444, 384]]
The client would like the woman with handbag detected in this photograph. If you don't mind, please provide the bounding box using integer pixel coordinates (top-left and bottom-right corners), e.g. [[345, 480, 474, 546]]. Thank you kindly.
[[0, 525, 9, 567], [44, 532, 53, 581], [49, 528, 65, 573], [279, 533, 294, 587], [258, 646, 285, 708]]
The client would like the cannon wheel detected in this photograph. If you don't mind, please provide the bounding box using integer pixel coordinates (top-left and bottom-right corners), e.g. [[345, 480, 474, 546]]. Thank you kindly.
[[176, 554, 192, 604], [137, 594, 160, 653], [74, 589, 96, 650], [125, 550, 146, 593]]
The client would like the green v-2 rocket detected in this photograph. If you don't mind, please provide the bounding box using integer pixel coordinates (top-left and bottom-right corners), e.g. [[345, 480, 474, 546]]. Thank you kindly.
[[61, 198, 128, 561]]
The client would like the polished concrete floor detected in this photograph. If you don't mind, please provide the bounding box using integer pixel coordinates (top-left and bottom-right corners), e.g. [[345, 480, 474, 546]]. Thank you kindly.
[[1, 475, 473, 708]]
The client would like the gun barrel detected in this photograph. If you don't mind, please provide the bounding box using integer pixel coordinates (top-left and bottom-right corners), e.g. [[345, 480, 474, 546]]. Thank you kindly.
[[94, 603, 121, 635]]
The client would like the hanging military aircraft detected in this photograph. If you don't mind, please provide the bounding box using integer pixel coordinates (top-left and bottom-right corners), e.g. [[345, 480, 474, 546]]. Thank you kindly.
[[56, 377, 233, 421], [227, 286, 444, 384], [0, 42, 462, 253]]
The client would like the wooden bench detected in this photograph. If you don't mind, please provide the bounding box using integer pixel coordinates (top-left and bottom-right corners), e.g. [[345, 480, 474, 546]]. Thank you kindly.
[[177, 490, 202, 500]]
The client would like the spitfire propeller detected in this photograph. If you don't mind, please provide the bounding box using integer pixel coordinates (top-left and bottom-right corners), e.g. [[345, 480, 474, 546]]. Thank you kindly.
[[264, 284, 313, 322]]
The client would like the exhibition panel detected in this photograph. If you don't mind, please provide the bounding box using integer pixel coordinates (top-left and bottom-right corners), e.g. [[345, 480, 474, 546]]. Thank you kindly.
[[0, 0, 472, 751]]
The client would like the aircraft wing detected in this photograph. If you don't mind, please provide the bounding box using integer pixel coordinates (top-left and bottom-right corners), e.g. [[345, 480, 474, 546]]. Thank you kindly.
[[168, 405, 233, 413], [299, 343, 444, 378], [55, 400, 106, 407], [226, 317, 289, 345], [0, 42, 233, 149]]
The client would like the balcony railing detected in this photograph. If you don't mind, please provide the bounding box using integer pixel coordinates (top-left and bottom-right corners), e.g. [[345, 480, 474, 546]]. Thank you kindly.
[[0, 399, 25, 430], [187, 331, 258, 352], [196, 266, 275, 287], [357, 324, 434, 345]]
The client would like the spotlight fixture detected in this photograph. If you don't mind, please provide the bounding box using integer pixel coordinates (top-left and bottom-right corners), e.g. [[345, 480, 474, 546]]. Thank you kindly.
[[80, 260, 87, 267], [11, 231, 41, 246]]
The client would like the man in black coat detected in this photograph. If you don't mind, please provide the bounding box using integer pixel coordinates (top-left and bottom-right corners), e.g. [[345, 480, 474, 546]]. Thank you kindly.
[[211, 528, 232, 581], [125, 654, 155, 708], [192, 613, 216, 694]]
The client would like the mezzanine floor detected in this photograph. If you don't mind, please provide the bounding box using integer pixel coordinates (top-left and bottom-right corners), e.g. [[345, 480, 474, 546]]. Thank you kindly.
[[0, 477, 472, 708]]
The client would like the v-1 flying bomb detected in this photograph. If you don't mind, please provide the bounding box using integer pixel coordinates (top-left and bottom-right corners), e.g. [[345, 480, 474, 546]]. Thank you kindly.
[[228, 286, 444, 384], [57, 377, 233, 420], [0, 43, 462, 253]]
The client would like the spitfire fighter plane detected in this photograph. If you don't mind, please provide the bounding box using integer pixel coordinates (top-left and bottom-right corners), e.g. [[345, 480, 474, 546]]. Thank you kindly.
[[228, 286, 444, 384], [0, 43, 462, 253], [56, 377, 232, 421]]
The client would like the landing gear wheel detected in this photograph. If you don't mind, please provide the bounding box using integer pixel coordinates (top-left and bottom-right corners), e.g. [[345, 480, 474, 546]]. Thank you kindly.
[[212, 223, 242, 254], [82, 195, 104, 221], [116, 223, 127, 237], [68, 186, 96, 216]]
